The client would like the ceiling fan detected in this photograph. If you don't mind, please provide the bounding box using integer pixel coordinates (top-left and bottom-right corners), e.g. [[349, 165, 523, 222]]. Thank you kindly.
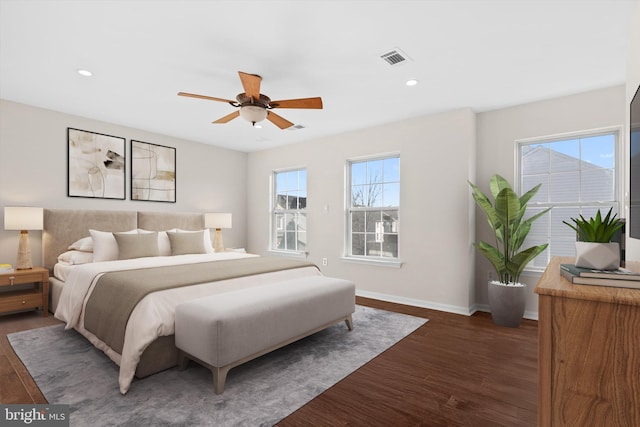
[[178, 71, 323, 129]]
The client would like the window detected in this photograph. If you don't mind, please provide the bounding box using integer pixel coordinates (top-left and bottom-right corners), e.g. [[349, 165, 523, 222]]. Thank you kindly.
[[517, 128, 621, 270], [347, 155, 400, 260], [272, 169, 307, 252]]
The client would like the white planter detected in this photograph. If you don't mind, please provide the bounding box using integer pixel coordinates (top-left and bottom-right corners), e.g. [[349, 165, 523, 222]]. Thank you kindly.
[[575, 242, 620, 270]]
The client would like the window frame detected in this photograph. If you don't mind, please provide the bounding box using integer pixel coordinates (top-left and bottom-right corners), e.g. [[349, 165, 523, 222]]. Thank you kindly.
[[343, 153, 401, 267], [515, 126, 624, 272], [270, 167, 308, 256]]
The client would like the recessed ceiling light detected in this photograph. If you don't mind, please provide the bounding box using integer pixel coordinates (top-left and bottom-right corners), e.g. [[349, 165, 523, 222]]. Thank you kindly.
[[253, 124, 262, 129], [77, 69, 93, 77], [406, 79, 418, 86]]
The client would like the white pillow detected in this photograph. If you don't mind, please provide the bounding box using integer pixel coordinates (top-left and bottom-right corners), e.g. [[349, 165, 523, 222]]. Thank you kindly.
[[68, 236, 93, 252], [90, 229, 137, 262], [58, 250, 94, 265], [138, 229, 174, 256], [175, 229, 214, 254]]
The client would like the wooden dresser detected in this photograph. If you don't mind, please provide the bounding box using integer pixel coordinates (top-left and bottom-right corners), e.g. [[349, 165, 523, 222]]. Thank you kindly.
[[535, 256, 640, 426]]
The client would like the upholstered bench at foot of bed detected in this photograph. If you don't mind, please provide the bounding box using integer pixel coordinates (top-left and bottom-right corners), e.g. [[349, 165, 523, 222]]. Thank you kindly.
[[174, 275, 355, 394]]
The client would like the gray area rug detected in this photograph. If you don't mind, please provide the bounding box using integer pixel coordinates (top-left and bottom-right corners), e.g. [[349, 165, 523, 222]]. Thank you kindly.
[[8, 305, 427, 426]]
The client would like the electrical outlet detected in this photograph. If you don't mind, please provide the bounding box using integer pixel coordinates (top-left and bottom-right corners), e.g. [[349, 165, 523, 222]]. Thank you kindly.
[[322, 257, 328, 266]]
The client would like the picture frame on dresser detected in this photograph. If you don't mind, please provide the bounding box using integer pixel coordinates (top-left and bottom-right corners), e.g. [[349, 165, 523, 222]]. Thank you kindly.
[[67, 128, 126, 200], [131, 140, 176, 203]]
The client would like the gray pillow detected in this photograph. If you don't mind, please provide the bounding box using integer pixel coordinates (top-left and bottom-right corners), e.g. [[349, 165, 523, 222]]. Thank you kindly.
[[167, 230, 206, 255], [113, 231, 159, 260]]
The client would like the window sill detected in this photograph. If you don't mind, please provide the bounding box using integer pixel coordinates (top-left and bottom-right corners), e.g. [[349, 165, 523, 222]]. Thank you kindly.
[[340, 256, 402, 268], [267, 250, 308, 259]]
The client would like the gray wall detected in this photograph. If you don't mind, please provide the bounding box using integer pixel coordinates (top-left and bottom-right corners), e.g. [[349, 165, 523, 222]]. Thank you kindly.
[[247, 108, 478, 315], [1, 84, 629, 321], [0, 100, 248, 266], [475, 85, 626, 317], [245, 86, 626, 320]]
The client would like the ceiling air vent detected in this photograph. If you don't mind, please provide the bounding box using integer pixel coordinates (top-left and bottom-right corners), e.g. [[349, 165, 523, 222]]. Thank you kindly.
[[380, 48, 411, 66], [288, 124, 306, 131]]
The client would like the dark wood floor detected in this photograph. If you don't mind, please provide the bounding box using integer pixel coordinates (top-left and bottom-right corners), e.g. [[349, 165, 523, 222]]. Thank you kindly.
[[1, 297, 538, 426]]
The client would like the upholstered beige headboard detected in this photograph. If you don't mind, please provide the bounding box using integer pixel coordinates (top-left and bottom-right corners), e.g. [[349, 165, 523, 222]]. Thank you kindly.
[[43, 209, 205, 272], [137, 211, 203, 232]]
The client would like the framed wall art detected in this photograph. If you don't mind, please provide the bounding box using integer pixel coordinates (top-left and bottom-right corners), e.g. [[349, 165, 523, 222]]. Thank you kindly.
[[131, 140, 176, 202], [67, 128, 126, 199]]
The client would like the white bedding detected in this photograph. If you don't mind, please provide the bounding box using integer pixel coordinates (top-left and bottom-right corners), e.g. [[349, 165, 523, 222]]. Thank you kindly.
[[54, 252, 321, 394], [53, 262, 75, 282]]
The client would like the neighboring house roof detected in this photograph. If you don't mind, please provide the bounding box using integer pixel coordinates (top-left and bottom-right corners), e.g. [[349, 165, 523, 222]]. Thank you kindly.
[[521, 145, 613, 204], [521, 145, 611, 173]]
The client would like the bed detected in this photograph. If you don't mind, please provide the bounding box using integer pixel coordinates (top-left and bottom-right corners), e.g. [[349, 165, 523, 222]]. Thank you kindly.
[[43, 209, 323, 394]]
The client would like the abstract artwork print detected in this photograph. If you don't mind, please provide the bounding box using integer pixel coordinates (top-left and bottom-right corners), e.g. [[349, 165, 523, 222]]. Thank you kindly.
[[67, 128, 126, 199], [131, 140, 176, 202]]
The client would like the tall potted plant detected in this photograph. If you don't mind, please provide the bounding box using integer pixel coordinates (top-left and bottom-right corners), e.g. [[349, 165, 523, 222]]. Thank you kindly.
[[563, 207, 624, 270], [469, 174, 550, 327]]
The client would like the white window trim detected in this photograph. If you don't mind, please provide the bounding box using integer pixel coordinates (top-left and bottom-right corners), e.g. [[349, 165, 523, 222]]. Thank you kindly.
[[343, 153, 401, 266], [340, 255, 402, 268], [515, 125, 624, 272], [267, 249, 309, 259]]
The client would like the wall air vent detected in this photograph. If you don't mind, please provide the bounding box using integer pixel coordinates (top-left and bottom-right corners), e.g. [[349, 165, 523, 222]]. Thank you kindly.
[[380, 48, 411, 66]]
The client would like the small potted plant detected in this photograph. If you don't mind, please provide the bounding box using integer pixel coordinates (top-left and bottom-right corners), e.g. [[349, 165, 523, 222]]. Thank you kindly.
[[469, 174, 550, 327], [563, 208, 624, 270]]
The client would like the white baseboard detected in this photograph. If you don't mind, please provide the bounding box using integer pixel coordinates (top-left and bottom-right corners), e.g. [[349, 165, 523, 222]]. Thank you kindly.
[[356, 289, 477, 316], [356, 290, 539, 321]]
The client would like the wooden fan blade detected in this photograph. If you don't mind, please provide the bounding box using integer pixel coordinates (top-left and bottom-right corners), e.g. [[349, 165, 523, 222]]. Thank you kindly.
[[238, 71, 261, 100], [269, 97, 323, 109], [178, 92, 235, 103], [266, 111, 294, 129], [213, 111, 240, 124]]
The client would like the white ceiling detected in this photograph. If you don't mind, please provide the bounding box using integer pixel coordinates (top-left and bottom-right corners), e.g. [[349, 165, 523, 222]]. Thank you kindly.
[[0, 0, 635, 152]]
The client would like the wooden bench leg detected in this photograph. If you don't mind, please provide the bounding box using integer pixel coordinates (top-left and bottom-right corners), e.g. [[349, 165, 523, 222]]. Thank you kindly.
[[213, 366, 231, 394], [345, 314, 353, 331]]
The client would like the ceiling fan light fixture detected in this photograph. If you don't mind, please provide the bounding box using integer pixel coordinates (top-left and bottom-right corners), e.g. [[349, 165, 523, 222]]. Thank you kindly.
[[179, 71, 321, 130], [239, 105, 267, 125]]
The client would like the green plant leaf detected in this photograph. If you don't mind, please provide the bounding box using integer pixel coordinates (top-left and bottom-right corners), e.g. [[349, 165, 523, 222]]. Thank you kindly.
[[508, 244, 549, 283], [475, 241, 508, 279], [519, 183, 542, 207], [469, 182, 500, 230], [470, 174, 549, 284], [489, 175, 512, 200], [494, 188, 521, 225], [563, 207, 624, 243], [511, 221, 531, 253]]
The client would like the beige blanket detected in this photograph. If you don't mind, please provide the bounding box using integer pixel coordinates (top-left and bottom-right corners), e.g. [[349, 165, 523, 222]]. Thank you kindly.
[[84, 257, 317, 354]]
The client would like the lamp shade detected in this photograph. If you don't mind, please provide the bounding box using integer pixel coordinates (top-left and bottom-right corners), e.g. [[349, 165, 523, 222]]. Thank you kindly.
[[204, 213, 232, 229], [4, 207, 43, 230]]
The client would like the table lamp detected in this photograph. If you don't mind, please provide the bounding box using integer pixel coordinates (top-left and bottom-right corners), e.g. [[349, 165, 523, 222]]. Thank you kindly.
[[4, 207, 44, 270], [204, 213, 232, 252]]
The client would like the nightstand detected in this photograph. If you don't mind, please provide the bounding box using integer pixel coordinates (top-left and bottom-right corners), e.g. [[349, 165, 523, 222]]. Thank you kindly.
[[0, 267, 49, 317]]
